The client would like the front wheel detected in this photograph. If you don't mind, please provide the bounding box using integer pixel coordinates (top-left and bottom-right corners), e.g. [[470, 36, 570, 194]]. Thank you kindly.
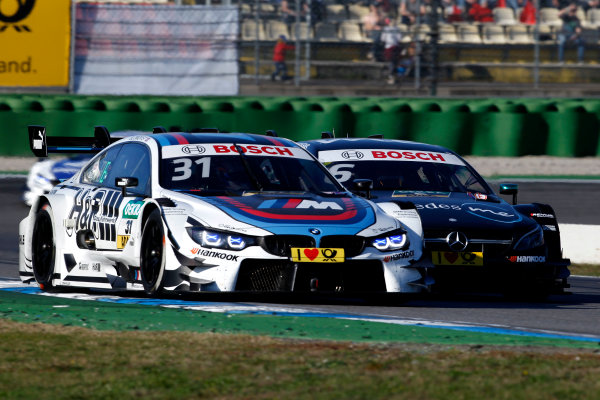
[[32, 204, 56, 291], [140, 209, 165, 295]]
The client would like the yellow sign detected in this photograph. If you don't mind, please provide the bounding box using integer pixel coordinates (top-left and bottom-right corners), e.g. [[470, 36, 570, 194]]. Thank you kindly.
[[432, 251, 484, 266], [291, 248, 345, 263], [117, 235, 130, 249], [0, 0, 71, 87]]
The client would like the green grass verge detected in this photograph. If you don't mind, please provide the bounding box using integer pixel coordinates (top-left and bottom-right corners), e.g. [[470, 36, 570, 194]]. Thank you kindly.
[[1, 319, 600, 400], [0, 290, 596, 348], [570, 263, 600, 277]]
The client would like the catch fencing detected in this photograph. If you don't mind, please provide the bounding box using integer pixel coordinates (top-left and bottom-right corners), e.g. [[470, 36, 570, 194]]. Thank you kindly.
[[73, 3, 239, 95], [238, 0, 600, 92]]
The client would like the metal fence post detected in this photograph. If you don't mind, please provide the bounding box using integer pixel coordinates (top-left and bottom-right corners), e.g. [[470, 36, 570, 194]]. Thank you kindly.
[[533, 0, 540, 89], [294, 0, 301, 86], [254, 0, 260, 84], [305, 0, 312, 81]]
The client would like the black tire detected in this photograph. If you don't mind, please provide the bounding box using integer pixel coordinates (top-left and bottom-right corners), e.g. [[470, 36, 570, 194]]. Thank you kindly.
[[32, 204, 56, 291], [140, 209, 165, 295]]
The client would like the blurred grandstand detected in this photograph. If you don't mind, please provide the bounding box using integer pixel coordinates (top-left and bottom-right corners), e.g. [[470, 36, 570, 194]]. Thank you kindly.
[[70, 1, 600, 95]]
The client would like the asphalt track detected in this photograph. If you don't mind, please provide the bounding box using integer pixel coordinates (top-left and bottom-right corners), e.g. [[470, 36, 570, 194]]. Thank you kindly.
[[1, 177, 600, 342]]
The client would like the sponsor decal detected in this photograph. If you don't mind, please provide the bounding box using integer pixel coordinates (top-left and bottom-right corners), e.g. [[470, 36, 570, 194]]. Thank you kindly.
[[464, 203, 521, 223], [416, 202, 522, 224], [383, 250, 415, 262], [415, 202, 461, 211], [66, 188, 122, 241], [161, 143, 312, 160], [543, 225, 557, 231], [318, 149, 465, 166], [414, 202, 521, 223], [181, 145, 206, 155], [531, 213, 554, 219], [123, 200, 144, 219], [508, 256, 546, 263], [93, 215, 117, 224], [19, 234, 24, 245], [341, 150, 364, 159], [473, 193, 488, 200], [117, 235, 130, 249], [291, 247, 345, 263], [0, 0, 35, 32], [392, 210, 421, 219], [191, 248, 240, 262], [393, 191, 451, 198], [258, 199, 343, 211], [79, 263, 89, 271], [432, 251, 484, 266], [92, 263, 101, 272]]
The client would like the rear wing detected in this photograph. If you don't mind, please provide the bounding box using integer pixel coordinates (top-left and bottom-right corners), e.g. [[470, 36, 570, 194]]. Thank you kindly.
[[28, 125, 115, 157]]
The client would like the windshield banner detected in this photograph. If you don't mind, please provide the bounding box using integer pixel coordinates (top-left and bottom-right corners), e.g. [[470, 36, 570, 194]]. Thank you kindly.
[[162, 144, 313, 160], [318, 149, 465, 165]]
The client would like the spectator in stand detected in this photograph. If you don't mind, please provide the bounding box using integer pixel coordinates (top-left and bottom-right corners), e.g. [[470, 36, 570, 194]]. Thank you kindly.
[[380, 24, 403, 84], [399, 0, 425, 24], [363, 4, 387, 59], [580, 0, 599, 12], [308, 0, 325, 25], [557, 3, 585, 63], [271, 35, 295, 81], [541, 0, 574, 8], [464, 0, 494, 22], [280, 0, 308, 24]]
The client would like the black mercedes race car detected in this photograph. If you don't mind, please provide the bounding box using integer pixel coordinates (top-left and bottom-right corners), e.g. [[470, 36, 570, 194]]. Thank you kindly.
[[301, 135, 571, 296]]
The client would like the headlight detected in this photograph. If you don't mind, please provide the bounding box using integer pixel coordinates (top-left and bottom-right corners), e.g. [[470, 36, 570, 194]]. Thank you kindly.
[[370, 230, 409, 252], [513, 225, 544, 251], [186, 227, 257, 251]]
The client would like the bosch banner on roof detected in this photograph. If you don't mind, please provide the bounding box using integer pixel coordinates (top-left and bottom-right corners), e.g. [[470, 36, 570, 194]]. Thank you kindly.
[[0, 0, 72, 87]]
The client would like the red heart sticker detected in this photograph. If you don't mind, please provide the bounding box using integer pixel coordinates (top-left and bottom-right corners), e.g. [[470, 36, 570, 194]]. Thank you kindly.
[[304, 248, 319, 261], [444, 252, 459, 264]]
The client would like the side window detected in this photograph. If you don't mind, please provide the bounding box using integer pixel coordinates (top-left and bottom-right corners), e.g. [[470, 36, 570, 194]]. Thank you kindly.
[[106, 143, 152, 196], [81, 145, 123, 185]]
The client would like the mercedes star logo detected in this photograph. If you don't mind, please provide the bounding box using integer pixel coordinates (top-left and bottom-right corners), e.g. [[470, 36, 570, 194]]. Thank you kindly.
[[446, 231, 468, 251]]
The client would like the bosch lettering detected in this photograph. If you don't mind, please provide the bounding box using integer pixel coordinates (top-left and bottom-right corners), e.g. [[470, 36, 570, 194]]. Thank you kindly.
[[372, 150, 446, 162], [213, 144, 293, 156]]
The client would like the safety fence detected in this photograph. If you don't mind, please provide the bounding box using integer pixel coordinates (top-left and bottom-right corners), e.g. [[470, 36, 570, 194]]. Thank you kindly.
[[1, 94, 599, 157]]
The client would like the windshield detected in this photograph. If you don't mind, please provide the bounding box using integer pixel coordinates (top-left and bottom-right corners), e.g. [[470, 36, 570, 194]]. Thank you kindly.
[[160, 143, 343, 195], [322, 150, 490, 194]]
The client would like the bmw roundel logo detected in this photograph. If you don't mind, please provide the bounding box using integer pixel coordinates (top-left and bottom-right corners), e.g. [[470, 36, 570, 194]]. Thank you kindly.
[[309, 228, 321, 235], [182, 145, 206, 155], [341, 150, 364, 160]]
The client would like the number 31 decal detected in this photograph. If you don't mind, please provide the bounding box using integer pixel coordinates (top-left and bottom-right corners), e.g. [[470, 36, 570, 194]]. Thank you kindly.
[[171, 157, 211, 181]]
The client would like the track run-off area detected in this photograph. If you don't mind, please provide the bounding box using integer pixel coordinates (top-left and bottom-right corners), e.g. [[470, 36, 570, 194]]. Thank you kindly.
[[1, 176, 600, 348]]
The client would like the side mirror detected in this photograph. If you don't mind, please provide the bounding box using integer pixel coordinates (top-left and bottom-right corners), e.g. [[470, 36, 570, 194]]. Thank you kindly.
[[353, 179, 373, 199], [116, 177, 139, 197], [499, 183, 518, 205]]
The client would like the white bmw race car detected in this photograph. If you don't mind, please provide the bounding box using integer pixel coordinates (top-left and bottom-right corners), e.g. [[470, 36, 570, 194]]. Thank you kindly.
[[19, 125, 431, 295]]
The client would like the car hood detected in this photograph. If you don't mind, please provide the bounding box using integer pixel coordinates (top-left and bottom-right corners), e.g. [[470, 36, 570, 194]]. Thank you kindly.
[[175, 191, 398, 237], [373, 191, 538, 233]]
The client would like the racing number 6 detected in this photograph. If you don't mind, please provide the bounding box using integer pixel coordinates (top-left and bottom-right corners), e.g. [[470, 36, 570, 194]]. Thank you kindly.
[[171, 157, 211, 181], [328, 163, 354, 183]]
